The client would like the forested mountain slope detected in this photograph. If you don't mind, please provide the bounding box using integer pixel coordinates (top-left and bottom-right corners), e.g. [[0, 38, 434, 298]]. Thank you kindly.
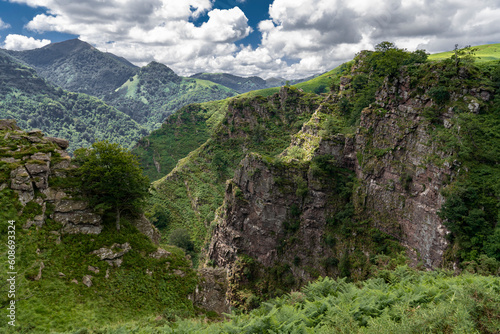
[[104, 62, 237, 131], [4, 39, 138, 97], [0, 51, 146, 152], [5, 39, 239, 131]]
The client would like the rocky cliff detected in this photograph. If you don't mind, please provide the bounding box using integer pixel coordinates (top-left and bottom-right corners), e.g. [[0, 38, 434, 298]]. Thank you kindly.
[[0, 119, 160, 242], [1, 119, 103, 234], [207, 59, 495, 306]]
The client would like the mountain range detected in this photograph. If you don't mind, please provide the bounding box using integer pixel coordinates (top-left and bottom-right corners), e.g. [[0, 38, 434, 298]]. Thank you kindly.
[[2, 39, 316, 133]]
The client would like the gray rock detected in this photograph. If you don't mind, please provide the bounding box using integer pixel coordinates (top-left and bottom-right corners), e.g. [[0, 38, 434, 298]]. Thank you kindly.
[[149, 248, 171, 259], [10, 166, 34, 205], [82, 275, 93, 287], [55, 211, 102, 235], [133, 214, 161, 245], [189, 268, 230, 315], [46, 137, 69, 149], [55, 200, 88, 213], [91, 243, 131, 261]]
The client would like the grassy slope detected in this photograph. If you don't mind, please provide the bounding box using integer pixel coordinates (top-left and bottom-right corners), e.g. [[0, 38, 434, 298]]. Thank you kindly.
[[133, 99, 230, 181], [104, 63, 238, 131], [429, 43, 500, 63], [0, 128, 198, 333], [147, 88, 325, 248]]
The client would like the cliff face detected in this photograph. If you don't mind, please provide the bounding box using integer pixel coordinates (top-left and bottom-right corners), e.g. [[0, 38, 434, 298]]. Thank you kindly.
[[207, 65, 494, 305], [1, 120, 103, 234], [1, 119, 160, 242]]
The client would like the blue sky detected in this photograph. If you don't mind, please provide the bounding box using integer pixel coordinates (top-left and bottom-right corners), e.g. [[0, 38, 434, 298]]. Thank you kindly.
[[0, 0, 499, 79]]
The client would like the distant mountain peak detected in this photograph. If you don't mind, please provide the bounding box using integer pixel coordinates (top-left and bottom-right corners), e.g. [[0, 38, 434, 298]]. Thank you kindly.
[[140, 61, 180, 83]]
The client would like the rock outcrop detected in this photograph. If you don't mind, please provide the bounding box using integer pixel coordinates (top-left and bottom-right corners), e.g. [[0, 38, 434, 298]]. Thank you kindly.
[[1, 120, 103, 234], [207, 65, 494, 304], [189, 267, 230, 315]]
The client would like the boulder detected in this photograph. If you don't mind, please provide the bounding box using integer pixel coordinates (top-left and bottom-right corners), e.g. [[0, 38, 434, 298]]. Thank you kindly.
[[133, 214, 161, 245], [82, 275, 93, 287], [46, 137, 69, 149], [0, 119, 20, 131], [149, 248, 171, 259], [91, 243, 131, 261]]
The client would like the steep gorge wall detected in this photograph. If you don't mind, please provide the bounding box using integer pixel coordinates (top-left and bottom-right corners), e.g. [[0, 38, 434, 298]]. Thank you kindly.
[[207, 68, 493, 304]]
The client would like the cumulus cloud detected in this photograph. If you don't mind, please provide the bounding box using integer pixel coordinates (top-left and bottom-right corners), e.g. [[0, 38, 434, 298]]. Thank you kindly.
[[0, 18, 11, 29], [252, 0, 500, 78], [2, 34, 51, 50], [8, 0, 500, 79]]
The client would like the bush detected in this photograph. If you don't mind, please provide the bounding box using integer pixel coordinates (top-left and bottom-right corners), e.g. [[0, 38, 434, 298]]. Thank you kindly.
[[169, 228, 195, 254]]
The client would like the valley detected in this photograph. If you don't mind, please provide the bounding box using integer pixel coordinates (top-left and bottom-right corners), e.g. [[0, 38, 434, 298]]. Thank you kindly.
[[0, 41, 499, 333]]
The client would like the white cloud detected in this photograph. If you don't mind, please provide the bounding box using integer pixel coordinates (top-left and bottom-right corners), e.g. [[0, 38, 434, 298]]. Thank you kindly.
[[7, 0, 500, 79], [0, 18, 11, 29], [195, 7, 252, 43], [2, 34, 51, 50]]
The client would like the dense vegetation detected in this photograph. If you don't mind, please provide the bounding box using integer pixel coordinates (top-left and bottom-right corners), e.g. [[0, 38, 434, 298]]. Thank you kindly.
[[5, 40, 240, 134], [5, 39, 138, 98], [430, 59, 500, 264], [0, 51, 147, 153], [190, 72, 313, 94], [64, 264, 500, 333], [104, 62, 238, 131]]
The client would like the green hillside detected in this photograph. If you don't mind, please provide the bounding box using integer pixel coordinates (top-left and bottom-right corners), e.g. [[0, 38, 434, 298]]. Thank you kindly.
[[91, 265, 500, 333], [429, 43, 500, 63], [0, 124, 198, 334], [5, 39, 139, 98], [133, 65, 344, 181], [6, 40, 239, 133], [0, 51, 146, 152], [146, 87, 324, 250], [105, 62, 237, 131]]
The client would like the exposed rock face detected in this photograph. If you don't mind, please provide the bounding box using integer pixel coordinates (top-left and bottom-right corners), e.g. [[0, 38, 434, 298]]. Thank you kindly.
[[208, 68, 493, 303], [189, 268, 230, 315], [1, 119, 103, 234], [208, 152, 347, 303], [133, 214, 161, 245]]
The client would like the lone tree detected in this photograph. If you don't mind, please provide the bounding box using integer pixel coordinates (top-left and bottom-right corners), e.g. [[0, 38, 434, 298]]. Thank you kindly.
[[74, 141, 150, 231]]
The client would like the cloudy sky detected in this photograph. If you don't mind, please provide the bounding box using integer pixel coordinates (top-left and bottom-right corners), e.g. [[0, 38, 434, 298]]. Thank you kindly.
[[0, 0, 499, 79]]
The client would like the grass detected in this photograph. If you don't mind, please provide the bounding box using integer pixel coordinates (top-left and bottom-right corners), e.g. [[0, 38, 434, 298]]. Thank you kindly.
[[0, 127, 199, 333], [61, 266, 500, 333], [429, 43, 500, 63]]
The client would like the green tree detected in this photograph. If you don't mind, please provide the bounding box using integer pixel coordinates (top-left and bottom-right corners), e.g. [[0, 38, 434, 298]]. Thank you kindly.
[[169, 228, 195, 254], [74, 141, 150, 231], [374, 41, 397, 52], [451, 44, 479, 73]]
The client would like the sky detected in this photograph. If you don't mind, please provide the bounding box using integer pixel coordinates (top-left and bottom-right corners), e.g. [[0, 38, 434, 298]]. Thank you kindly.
[[0, 0, 499, 79]]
